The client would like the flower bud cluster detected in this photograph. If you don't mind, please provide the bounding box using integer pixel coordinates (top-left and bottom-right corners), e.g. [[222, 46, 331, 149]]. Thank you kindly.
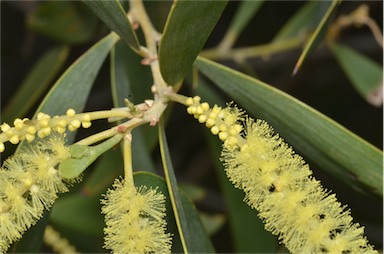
[[0, 109, 92, 153], [101, 179, 172, 253], [185, 96, 377, 253], [186, 96, 243, 148], [222, 119, 377, 253], [0, 134, 71, 253]]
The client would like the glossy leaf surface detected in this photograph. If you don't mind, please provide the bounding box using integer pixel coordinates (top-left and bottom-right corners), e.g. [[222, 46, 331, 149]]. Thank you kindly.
[[59, 134, 123, 179], [273, 1, 328, 42], [219, 1, 264, 50], [330, 43, 383, 107], [83, 0, 141, 53], [159, 1, 228, 86], [293, 0, 340, 75], [2, 46, 69, 123], [195, 57, 383, 196]]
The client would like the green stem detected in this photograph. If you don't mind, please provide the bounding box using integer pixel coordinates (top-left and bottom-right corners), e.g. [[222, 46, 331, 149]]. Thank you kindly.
[[123, 134, 134, 187], [200, 37, 304, 61], [164, 92, 190, 106]]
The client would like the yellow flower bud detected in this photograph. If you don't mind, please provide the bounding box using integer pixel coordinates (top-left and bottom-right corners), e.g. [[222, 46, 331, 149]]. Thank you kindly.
[[66, 108, 76, 117], [1, 123, 11, 132], [82, 122, 92, 129], [186, 97, 194, 106], [9, 136, 20, 145], [14, 118, 24, 131]]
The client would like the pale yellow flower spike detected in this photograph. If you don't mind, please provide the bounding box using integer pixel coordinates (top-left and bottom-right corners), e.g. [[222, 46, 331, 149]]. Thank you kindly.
[[44, 225, 80, 254], [0, 134, 71, 253], [101, 135, 172, 254], [101, 180, 172, 254], [0, 109, 92, 153], [186, 96, 378, 254]]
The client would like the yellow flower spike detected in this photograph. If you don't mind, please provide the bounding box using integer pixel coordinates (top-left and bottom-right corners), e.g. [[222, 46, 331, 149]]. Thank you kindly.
[[221, 118, 377, 254], [44, 225, 79, 254], [101, 180, 172, 254], [0, 134, 71, 253], [183, 97, 377, 254], [0, 143, 4, 153]]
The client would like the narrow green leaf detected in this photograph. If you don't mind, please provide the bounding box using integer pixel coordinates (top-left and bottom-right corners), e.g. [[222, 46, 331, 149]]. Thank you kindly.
[[273, 1, 327, 42], [219, 1, 264, 50], [35, 33, 119, 117], [11, 33, 119, 253], [2, 46, 70, 123], [330, 43, 383, 107], [158, 118, 214, 253], [197, 78, 278, 253], [26, 1, 97, 44], [158, 118, 190, 253], [11, 32, 116, 151], [133, 171, 215, 253], [293, 0, 340, 75], [83, 0, 141, 53], [195, 57, 383, 197], [59, 134, 123, 179], [159, 0, 228, 86]]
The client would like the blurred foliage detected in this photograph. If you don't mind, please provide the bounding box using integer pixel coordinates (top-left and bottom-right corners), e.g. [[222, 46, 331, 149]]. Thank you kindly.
[[1, 1, 382, 253]]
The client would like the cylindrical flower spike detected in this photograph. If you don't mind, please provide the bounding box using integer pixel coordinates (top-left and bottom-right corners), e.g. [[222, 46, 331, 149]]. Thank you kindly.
[[0, 134, 71, 253], [44, 225, 79, 254], [101, 179, 172, 254], [186, 96, 378, 254]]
